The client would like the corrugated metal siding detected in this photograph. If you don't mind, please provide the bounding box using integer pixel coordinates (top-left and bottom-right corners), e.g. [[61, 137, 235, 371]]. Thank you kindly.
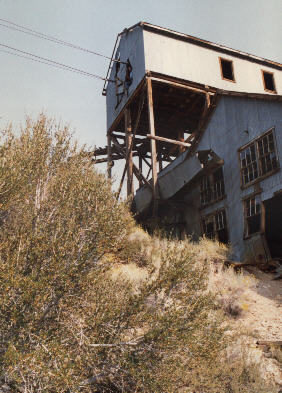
[[189, 96, 282, 260]]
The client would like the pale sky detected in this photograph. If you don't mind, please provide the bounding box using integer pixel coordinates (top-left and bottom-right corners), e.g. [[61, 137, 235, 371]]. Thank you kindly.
[[1, 0, 282, 180]]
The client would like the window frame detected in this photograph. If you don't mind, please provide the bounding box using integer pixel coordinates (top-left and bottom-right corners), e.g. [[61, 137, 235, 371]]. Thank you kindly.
[[219, 57, 236, 83], [242, 192, 264, 239], [261, 70, 277, 94], [200, 166, 226, 208], [238, 127, 279, 189], [201, 208, 229, 244]]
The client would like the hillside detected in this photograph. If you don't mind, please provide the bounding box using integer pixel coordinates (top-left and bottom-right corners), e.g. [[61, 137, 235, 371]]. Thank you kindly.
[[0, 116, 281, 393]]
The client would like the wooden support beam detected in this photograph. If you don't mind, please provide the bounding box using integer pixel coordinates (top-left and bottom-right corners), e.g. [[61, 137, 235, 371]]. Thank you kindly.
[[125, 108, 134, 197], [147, 134, 191, 148], [138, 155, 142, 188], [107, 134, 112, 179], [115, 90, 145, 199], [185, 132, 196, 143], [132, 166, 152, 190], [94, 153, 140, 164], [111, 132, 145, 144], [147, 77, 159, 215], [205, 89, 211, 110], [139, 153, 152, 169], [116, 162, 127, 199], [113, 136, 153, 198], [146, 166, 152, 180], [150, 76, 215, 96]]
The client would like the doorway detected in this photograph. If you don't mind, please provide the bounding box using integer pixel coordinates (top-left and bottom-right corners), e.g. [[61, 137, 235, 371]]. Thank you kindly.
[[264, 193, 282, 259]]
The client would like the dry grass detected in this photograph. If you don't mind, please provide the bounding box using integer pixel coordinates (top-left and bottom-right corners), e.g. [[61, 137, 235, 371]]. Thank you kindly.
[[208, 260, 257, 318], [109, 230, 280, 392]]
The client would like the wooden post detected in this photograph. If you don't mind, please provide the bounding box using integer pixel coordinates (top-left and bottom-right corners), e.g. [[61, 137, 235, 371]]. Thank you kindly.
[[206, 93, 211, 108], [125, 108, 134, 196], [107, 133, 112, 179], [138, 154, 143, 188], [147, 77, 159, 215]]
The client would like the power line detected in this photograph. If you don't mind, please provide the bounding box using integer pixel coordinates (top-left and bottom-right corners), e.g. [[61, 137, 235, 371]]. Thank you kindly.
[[0, 48, 98, 79], [0, 17, 126, 64], [0, 42, 114, 81]]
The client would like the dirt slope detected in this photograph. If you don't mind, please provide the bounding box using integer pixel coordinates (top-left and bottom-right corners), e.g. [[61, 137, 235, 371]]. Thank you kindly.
[[240, 267, 282, 341]]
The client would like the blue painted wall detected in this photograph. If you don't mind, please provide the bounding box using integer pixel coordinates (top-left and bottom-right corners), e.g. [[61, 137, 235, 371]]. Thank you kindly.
[[187, 96, 282, 260]]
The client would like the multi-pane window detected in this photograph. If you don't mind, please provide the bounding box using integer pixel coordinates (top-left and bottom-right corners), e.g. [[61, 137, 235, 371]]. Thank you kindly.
[[244, 195, 261, 236], [200, 167, 225, 207], [240, 144, 259, 184], [202, 209, 229, 244], [257, 131, 278, 175], [239, 129, 278, 186]]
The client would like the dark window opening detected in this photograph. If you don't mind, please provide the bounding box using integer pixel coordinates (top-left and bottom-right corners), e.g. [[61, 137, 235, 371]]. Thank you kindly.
[[202, 210, 229, 244], [264, 194, 282, 259], [200, 167, 225, 207], [244, 195, 261, 237], [262, 71, 276, 93], [220, 58, 235, 81]]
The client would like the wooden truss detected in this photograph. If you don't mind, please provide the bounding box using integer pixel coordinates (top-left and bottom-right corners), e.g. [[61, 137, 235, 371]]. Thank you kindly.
[[94, 75, 215, 215]]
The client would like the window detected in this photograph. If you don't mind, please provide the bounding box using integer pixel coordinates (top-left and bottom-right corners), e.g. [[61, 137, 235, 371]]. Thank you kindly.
[[239, 129, 278, 186], [202, 209, 229, 244], [262, 70, 276, 93], [219, 58, 235, 82], [257, 131, 278, 175], [240, 144, 259, 185], [244, 195, 261, 237], [200, 167, 225, 207]]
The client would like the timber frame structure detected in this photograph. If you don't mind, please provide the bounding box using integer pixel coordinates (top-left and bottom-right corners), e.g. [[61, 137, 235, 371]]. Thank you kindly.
[[94, 72, 216, 215], [94, 22, 282, 265]]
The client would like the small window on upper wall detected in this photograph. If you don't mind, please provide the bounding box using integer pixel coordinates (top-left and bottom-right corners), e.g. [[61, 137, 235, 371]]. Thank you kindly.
[[262, 70, 276, 93], [219, 58, 235, 82]]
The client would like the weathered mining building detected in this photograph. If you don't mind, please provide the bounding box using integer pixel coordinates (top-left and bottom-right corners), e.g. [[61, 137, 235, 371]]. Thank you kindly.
[[95, 22, 282, 264]]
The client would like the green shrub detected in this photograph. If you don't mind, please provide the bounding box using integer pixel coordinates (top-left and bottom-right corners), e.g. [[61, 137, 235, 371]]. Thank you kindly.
[[0, 116, 277, 393]]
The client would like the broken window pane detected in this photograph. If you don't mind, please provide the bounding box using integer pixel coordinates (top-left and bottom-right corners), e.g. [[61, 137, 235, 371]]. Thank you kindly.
[[239, 129, 278, 186], [257, 130, 278, 176], [200, 167, 225, 207], [244, 195, 261, 236], [239, 142, 259, 185], [202, 210, 228, 244]]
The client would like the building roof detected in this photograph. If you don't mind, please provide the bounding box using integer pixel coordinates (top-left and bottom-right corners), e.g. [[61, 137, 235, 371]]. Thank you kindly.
[[121, 21, 282, 71]]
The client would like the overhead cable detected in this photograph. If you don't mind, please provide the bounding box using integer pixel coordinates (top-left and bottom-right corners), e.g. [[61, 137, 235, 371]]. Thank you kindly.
[[0, 42, 114, 81], [0, 48, 98, 78], [0, 17, 126, 64]]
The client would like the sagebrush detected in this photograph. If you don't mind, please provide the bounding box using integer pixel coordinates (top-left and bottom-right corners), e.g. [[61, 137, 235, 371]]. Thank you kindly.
[[0, 116, 277, 393]]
